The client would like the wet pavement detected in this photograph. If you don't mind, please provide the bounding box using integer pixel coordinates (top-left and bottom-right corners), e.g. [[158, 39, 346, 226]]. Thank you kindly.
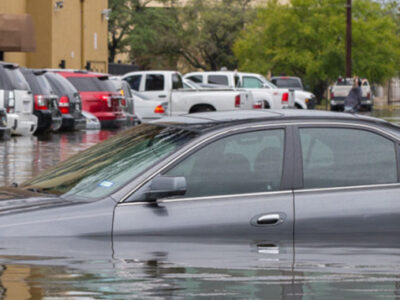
[[1, 109, 400, 299]]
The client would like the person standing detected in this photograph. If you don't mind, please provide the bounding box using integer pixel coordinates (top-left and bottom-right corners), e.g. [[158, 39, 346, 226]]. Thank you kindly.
[[344, 76, 362, 113]]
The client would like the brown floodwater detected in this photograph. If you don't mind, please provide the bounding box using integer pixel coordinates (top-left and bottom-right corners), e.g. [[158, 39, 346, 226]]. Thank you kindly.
[[1, 110, 400, 299]]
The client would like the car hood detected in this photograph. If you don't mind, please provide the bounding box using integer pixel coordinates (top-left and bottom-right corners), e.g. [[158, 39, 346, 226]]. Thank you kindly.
[[0, 187, 77, 216], [295, 90, 314, 99]]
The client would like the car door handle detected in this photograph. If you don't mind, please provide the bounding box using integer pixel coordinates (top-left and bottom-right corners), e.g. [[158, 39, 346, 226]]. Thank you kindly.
[[257, 214, 281, 225], [158, 95, 167, 98]]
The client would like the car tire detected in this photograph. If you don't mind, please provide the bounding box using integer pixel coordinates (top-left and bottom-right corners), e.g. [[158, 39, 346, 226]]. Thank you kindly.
[[190, 105, 215, 113], [263, 101, 270, 109]]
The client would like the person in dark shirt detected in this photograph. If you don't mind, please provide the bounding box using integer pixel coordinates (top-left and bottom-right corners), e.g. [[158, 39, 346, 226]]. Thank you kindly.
[[344, 76, 362, 113]]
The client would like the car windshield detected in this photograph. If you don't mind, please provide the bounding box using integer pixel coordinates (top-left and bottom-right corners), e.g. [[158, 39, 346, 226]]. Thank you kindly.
[[20, 124, 198, 200], [257, 75, 277, 88]]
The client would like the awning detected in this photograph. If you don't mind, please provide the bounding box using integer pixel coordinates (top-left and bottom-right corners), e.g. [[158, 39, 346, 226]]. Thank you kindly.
[[0, 14, 36, 52]]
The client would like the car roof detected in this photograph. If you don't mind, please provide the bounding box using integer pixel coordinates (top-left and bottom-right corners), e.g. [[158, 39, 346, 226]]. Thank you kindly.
[[123, 70, 181, 76], [271, 76, 301, 80], [54, 71, 109, 78], [153, 110, 400, 134], [185, 71, 264, 77]]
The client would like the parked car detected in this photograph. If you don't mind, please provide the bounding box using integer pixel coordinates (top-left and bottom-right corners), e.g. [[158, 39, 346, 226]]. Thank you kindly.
[[1, 110, 400, 237], [44, 72, 86, 131], [122, 71, 253, 114], [131, 90, 168, 123], [81, 110, 101, 130], [20, 68, 62, 133], [184, 71, 316, 109], [270, 76, 305, 90], [110, 77, 137, 126], [0, 62, 37, 136], [330, 77, 373, 111], [0, 108, 11, 140], [56, 71, 126, 128]]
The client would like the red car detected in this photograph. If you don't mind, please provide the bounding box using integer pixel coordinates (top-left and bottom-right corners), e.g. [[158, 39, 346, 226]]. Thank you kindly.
[[56, 71, 126, 128]]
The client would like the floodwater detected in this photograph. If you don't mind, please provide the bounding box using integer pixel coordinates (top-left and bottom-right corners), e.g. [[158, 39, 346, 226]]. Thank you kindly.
[[0, 110, 400, 299]]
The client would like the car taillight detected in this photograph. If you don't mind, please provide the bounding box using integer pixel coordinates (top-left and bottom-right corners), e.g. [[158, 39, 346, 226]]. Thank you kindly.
[[235, 95, 241, 108], [7, 91, 15, 113], [154, 105, 165, 114], [281, 93, 289, 103], [34, 95, 49, 110], [331, 92, 334, 99], [367, 92, 371, 99], [121, 97, 126, 106], [253, 101, 263, 109], [97, 94, 112, 107], [59, 96, 70, 114]]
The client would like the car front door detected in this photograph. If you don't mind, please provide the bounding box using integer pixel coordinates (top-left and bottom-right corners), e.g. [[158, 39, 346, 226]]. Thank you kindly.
[[293, 124, 400, 235], [113, 126, 295, 238]]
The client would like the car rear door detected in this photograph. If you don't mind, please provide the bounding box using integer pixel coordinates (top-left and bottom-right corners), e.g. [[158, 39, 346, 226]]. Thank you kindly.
[[113, 125, 295, 238], [141, 73, 168, 100], [293, 123, 400, 235]]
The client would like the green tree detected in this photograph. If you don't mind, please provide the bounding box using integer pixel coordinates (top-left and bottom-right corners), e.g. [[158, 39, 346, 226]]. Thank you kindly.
[[108, 0, 149, 63], [127, 1, 184, 69], [180, 0, 255, 70], [108, 0, 255, 70], [233, 0, 400, 99]]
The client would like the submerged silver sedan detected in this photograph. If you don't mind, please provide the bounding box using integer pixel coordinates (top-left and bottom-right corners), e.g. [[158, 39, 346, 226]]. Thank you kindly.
[[1, 110, 400, 237]]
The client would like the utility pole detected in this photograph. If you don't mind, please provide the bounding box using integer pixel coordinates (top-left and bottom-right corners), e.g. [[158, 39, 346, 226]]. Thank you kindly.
[[346, 0, 352, 78]]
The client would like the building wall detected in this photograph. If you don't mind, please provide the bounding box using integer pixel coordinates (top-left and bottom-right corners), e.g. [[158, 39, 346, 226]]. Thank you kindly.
[[0, 0, 108, 72], [82, 0, 108, 73], [0, 0, 27, 65], [27, 0, 52, 68]]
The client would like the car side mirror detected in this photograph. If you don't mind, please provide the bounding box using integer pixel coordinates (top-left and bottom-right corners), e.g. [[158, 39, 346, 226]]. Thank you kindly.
[[144, 176, 186, 202]]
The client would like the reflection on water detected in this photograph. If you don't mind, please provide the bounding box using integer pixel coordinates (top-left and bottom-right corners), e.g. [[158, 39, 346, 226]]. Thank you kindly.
[[1, 111, 400, 298], [0, 130, 121, 186], [0, 237, 400, 299]]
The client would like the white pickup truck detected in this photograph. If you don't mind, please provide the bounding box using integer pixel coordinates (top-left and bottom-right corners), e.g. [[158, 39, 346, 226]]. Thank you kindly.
[[330, 78, 373, 111], [121, 71, 253, 122], [184, 71, 316, 109]]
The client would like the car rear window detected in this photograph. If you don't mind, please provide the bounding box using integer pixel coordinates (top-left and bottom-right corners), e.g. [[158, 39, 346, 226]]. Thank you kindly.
[[208, 75, 229, 86], [22, 71, 53, 95], [0, 68, 11, 90], [67, 76, 117, 92], [3, 68, 31, 91], [46, 73, 78, 96], [272, 78, 302, 89]]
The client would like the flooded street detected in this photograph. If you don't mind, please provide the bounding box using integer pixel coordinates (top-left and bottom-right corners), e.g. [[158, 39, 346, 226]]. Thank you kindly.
[[1, 109, 400, 299]]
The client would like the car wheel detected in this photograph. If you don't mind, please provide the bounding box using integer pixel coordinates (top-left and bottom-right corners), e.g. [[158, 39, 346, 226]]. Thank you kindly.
[[190, 105, 215, 113], [295, 103, 302, 109]]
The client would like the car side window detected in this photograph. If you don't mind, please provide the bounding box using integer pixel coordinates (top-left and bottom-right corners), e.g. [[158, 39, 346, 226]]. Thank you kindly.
[[242, 76, 264, 88], [300, 128, 397, 189], [125, 75, 141, 91], [164, 129, 285, 198], [208, 75, 229, 86], [145, 74, 164, 91]]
